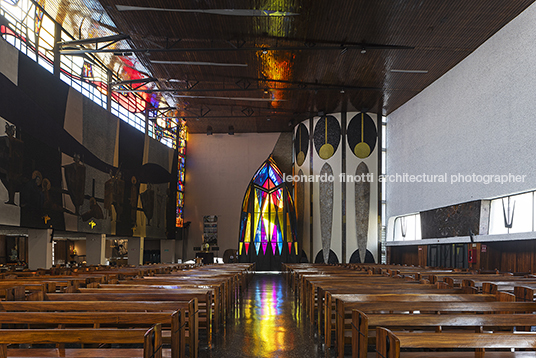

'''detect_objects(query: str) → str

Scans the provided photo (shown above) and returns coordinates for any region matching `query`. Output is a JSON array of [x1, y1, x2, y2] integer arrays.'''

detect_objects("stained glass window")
[[239, 157, 298, 268], [176, 120, 187, 227], [0, 0, 153, 131]]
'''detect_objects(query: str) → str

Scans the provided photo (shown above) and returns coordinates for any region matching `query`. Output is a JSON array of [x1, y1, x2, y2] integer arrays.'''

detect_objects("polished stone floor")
[[200, 272, 334, 358]]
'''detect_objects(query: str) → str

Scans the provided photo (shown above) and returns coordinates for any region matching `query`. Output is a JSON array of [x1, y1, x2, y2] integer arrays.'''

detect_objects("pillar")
[[86, 234, 106, 265], [28, 228, 53, 270], [160, 240, 176, 263], [128, 237, 144, 266]]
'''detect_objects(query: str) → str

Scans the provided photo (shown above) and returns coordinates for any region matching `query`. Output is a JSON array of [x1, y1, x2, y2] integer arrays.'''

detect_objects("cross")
[[43, 215, 51, 224], [89, 220, 97, 229]]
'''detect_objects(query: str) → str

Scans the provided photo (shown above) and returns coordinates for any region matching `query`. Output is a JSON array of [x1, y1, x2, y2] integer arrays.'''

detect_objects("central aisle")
[[201, 272, 331, 358]]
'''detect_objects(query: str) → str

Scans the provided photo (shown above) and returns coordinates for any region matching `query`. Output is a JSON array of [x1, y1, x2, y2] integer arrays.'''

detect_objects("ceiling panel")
[[90, 0, 536, 132]]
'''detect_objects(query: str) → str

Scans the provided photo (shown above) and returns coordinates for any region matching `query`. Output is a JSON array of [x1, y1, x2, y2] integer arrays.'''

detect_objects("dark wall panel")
[[0, 53, 176, 237], [116, 121, 145, 236], [19, 130, 65, 230], [421, 200, 481, 239], [17, 55, 68, 128]]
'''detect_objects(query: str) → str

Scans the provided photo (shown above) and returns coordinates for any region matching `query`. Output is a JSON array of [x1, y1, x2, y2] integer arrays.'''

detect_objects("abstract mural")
[[355, 162, 370, 263], [294, 123, 309, 166], [313, 115, 341, 160], [296, 169, 304, 247], [319, 162, 334, 264], [347, 112, 377, 159], [420, 200, 482, 239]]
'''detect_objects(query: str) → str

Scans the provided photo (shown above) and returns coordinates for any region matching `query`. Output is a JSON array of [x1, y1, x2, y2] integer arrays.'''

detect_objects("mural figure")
[[140, 183, 155, 226], [130, 176, 139, 225], [154, 186, 165, 228], [63, 154, 86, 215], [0, 124, 24, 205], [165, 188, 175, 237], [104, 169, 125, 221], [42, 178, 63, 213], [81, 197, 104, 222], [21, 170, 44, 215]]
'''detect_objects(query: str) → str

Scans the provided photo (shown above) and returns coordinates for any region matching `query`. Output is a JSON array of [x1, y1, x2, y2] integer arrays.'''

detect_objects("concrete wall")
[[183, 133, 280, 260], [387, 2, 536, 220]]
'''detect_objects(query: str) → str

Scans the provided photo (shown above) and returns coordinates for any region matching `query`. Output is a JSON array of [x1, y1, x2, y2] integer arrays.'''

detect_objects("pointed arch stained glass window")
[[238, 157, 298, 266]]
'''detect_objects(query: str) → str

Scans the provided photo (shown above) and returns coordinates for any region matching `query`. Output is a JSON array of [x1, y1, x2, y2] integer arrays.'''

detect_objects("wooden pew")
[[333, 293, 497, 358], [0, 300, 198, 358], [0, 310, 186, 358], [42, 290, 211, 347], [0, 324, 163, 358], [92, 282, 224, 328], [353, 310, 536, 358], [376, 326, 536, 358]]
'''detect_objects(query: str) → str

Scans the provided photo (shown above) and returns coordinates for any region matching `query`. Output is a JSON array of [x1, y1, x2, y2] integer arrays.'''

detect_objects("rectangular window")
[[393, 214, 421, 241], [380, 118, 387, 262], [490, 192, 533, 235]]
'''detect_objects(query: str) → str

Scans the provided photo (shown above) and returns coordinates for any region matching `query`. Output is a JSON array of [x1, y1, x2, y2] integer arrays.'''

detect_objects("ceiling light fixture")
[[340, 89, 345, 94], [360, 48, 367, 54], [390, 69, 429, 74], [151, 60, 248, 67], [263, 88, 269, 94], [115, 5, 299, 17], [261, 48, 268, 54]]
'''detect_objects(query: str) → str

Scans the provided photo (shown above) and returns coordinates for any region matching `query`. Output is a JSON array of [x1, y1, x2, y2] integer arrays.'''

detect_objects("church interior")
[[2, 0, 536, 356]]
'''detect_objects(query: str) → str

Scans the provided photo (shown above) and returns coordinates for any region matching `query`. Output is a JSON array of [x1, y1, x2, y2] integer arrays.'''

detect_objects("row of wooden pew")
[[0, 262, 255, 358], [283, 263, 536, 358]]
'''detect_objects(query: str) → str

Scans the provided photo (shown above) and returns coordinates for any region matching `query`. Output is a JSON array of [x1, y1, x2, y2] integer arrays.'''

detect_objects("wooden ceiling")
[[96, 0, 536, 133]]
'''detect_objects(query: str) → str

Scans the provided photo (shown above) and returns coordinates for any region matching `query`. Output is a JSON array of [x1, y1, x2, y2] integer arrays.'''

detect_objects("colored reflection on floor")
[[200, 272, 331, 358]]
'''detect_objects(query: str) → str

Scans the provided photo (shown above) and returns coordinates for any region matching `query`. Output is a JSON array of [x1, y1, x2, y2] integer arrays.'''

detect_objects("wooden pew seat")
[[377, 327, 536, 358], [0, 325, 163, 358]]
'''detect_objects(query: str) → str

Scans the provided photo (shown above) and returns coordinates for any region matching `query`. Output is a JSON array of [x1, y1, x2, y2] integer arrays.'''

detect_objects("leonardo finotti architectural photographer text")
[[283, 173, 527, 184]]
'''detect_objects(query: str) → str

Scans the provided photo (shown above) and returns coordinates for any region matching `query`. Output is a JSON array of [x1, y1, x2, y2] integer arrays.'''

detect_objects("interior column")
[[86, 234, 106, 265], [128, 237, 144, 266], [160, 239, 176, 263], [27, 228, 53, 270]]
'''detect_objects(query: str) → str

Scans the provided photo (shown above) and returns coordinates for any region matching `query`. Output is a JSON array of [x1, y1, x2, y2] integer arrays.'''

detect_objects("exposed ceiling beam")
[[115, 5, 300, 17], [60, 43, 413, 56], [151, 60, 248, 67], [113, 85, 380, 93], [57, 33, 130, 47], [110, 77, 157, 87]]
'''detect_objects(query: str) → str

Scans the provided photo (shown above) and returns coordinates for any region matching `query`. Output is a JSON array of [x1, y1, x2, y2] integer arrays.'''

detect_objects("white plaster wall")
[[0, 117, 20, 226], [0, 31, 21, 225], [183, 133, 280, 260], [0, 37, 18, 85], [387, 2, 536, 219]]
